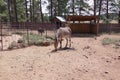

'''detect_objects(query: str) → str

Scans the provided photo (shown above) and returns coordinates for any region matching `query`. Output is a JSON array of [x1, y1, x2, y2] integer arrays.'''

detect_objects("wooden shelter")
[[52, 16, 66, 28], [67, 15, 99, 34]]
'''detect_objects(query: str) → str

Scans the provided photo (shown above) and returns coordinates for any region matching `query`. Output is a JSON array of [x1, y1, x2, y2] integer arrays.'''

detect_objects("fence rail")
[[10, 22, 57, 30], [1, 22, 120, 31]]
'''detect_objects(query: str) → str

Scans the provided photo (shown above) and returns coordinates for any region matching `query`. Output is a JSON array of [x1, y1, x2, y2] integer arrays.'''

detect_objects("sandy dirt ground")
[[0, 34, 120, 80]]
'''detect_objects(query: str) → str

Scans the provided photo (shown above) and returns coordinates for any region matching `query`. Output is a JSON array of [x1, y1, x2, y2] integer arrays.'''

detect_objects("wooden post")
[[96, 21, 99, 35], [46, 29, 47, 40], [0, 22, 3, 50]]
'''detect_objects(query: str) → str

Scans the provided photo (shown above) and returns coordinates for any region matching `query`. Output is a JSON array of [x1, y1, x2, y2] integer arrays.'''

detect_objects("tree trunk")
[[98, 0, 103, 23], [94, 0, 96, 23], [94, 0, 96, 16], [106, 0, 109, 19], [79, 7, 81, 15], [25, 0, 28, 22], [106, 0, 109, 32], [54, 6, 57, 16], [30, 0, 32, 22], [119, 11, 120, 24], [39, 0, 44, 23], [32, 0, 34, 22], [72, 0, 75, 15], [118, 1, 120, 24], [57, 1, 60, 16], [7, 0, 12, 22], [50, 0, 53, 21], [13, 0, 18, 22]]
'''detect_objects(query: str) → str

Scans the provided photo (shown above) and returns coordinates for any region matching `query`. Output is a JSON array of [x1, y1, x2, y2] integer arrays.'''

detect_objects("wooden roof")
[[52, 16, 66, 22], [56, 16, 66, 22], [67, 15, 99, 21]]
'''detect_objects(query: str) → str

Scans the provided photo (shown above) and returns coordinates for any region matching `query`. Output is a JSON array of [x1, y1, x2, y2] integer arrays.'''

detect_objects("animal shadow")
[[51, 47, 76, 53]]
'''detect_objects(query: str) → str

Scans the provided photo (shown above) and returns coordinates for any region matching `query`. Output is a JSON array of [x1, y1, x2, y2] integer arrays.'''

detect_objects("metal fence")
[[0, 22, 120, 51], [0, 22, 56, 51]]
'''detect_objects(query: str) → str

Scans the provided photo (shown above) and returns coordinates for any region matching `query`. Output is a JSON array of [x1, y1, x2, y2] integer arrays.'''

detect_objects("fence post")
[[109, 23, 112, 34], [45, 28, 47, 40], [0, 22, 3, 50], [26, 22, 29, 45]]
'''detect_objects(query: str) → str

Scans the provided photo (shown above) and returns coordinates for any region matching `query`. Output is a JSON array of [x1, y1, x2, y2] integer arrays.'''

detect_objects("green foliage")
[[0, 0, 8, 22], [22, 33, 54, 46], [102, 37, 120, 45], [102, 38, 113, 45], [101, 16, 111, 23], [12, 31, 25, 35], [25, 33, 45, 42], [43, 16, 50, 22], [7, 32, 54, 50], [8, 39, 27, 50], [8, 41, 18, 50], [16, 0, 26, 22], [0, 0, 119, 22], [47, 0, 69, 16]]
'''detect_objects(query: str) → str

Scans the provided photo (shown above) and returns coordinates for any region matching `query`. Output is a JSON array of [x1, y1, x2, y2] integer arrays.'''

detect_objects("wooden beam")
[[67, 15, 98, 21]]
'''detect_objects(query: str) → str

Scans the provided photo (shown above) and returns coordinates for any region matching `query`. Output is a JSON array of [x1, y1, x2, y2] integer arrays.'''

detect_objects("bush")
[[102, 38, 113, 45], [7, 33, 54, 50], [34, 41, 44, 46], [22, 33, 54, 46], [8, 41, 18, 50], [102, 37, 120, 45], [12, 31, 24, 35]]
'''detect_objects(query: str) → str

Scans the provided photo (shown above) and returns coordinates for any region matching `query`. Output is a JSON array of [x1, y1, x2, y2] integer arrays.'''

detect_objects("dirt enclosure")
[[0, 34, 120, 80]]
